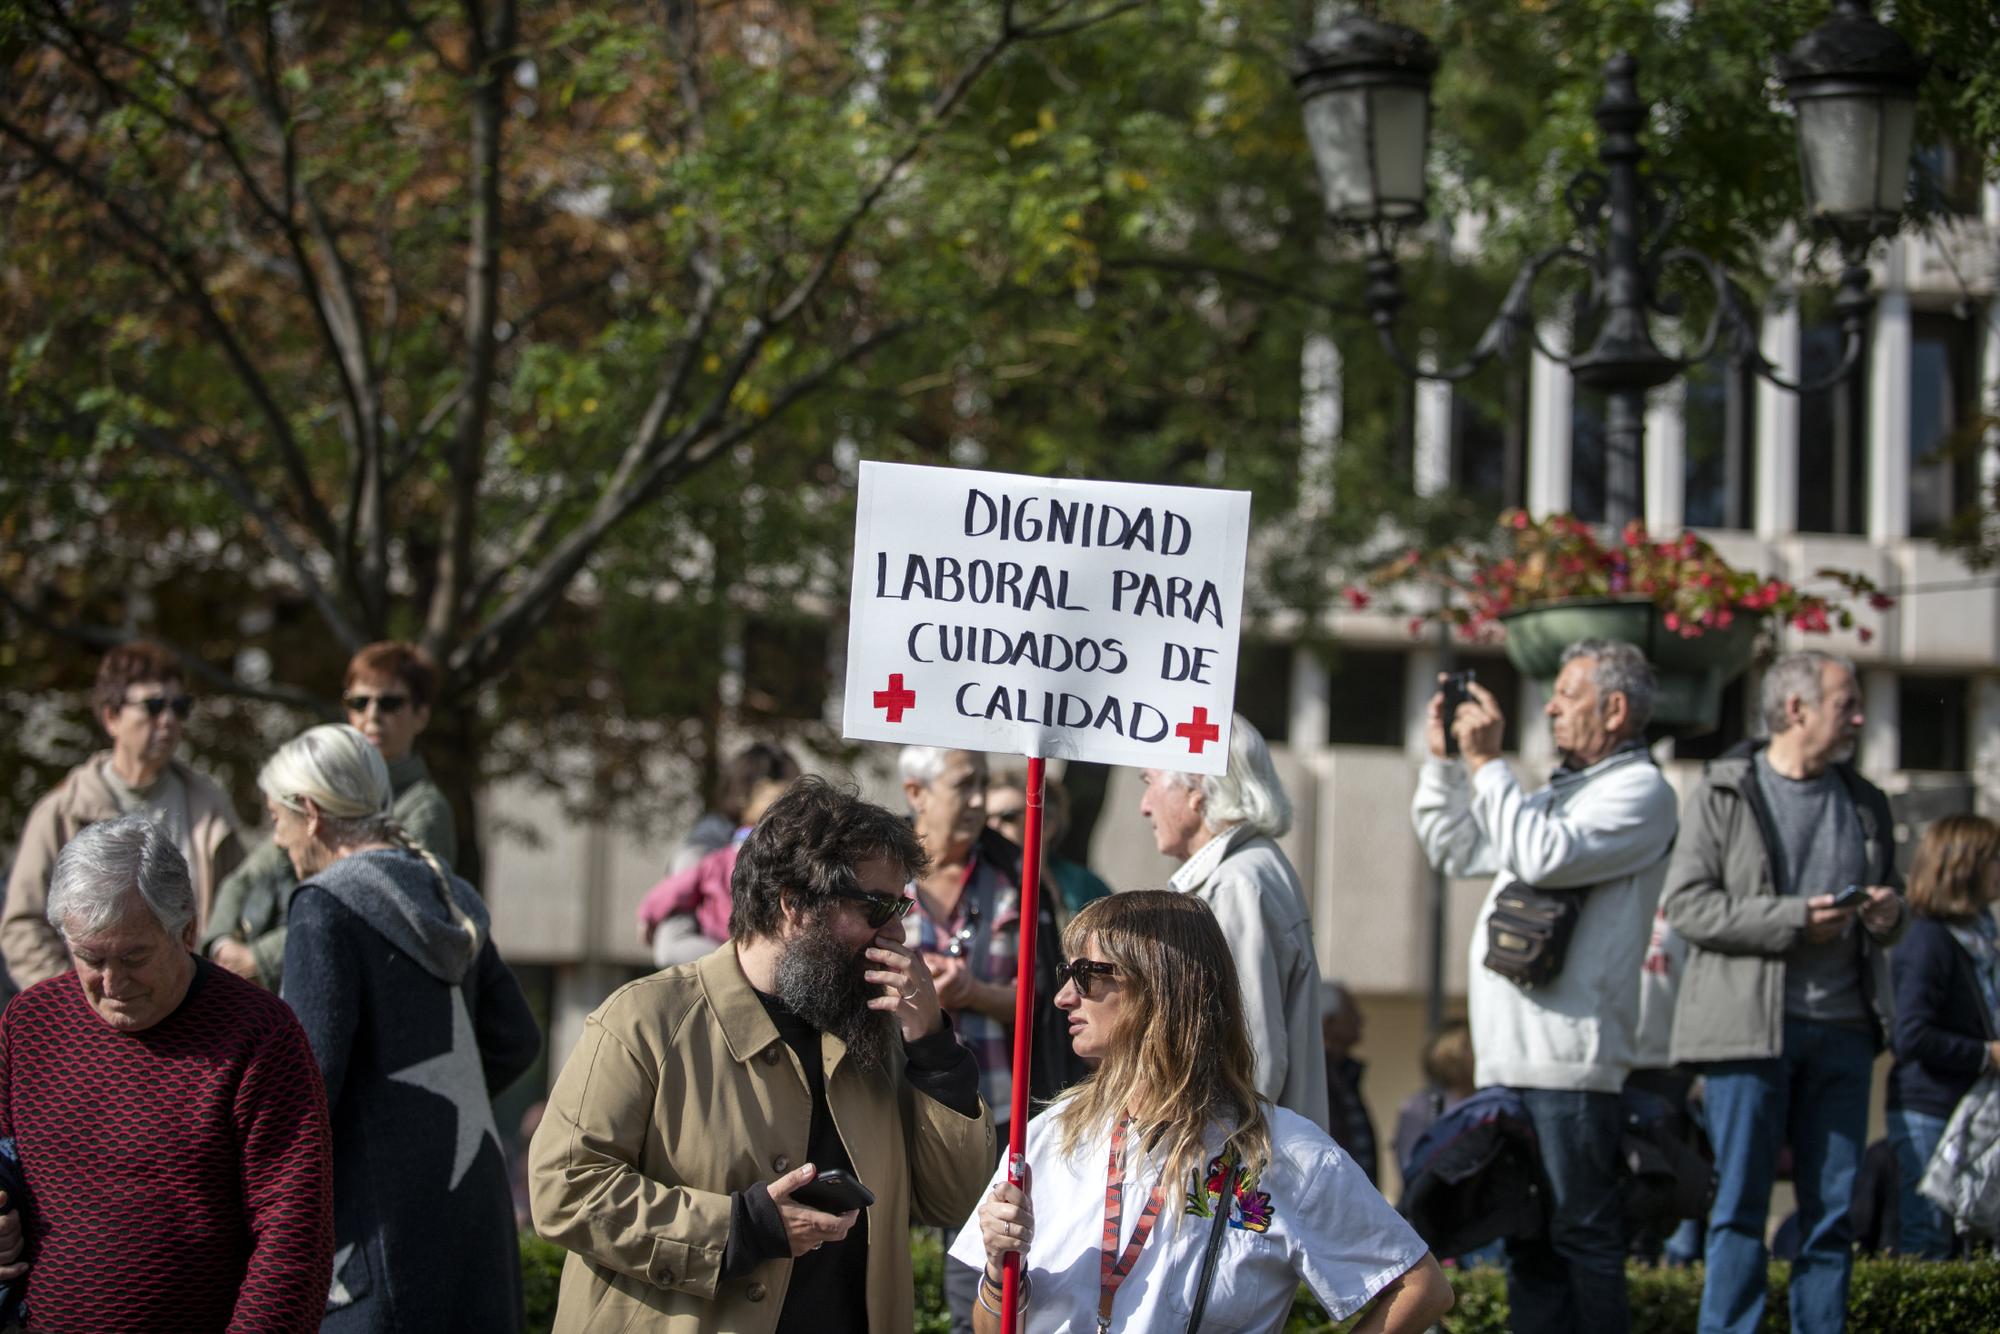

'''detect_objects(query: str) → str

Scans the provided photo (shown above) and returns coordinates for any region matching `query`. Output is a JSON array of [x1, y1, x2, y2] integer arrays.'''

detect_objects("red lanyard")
[[1097, 1117, 1167, 1332]]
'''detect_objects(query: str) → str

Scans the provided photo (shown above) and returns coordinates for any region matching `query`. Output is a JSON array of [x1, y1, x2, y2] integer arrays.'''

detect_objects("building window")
[[741, 616, 829, 721], [1324, 647, 1408, 748], [1451, 362, 1527, 512], [1796, 306, 1869, 536], [1900, 675, 1970, 772], [1236, 641, 1294, 745], [1912, 139, 1985, 218], [1908, 312, 1979, 539], [1683, 358, 1756, 530]]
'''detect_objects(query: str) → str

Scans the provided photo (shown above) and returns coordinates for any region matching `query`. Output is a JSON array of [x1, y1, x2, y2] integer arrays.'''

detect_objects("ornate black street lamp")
[[1293, 0, 1925, 528]]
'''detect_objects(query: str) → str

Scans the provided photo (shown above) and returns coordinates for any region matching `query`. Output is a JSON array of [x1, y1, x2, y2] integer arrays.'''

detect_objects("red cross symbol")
[[1175, 706, 1221, 754], [873, 673, 917, 723]]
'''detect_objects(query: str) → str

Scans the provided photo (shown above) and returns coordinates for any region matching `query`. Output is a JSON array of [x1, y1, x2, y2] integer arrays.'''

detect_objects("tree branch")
[[0, 586, 337, 717], [422, 0, 519, 666], [0, 108, 342, 557]]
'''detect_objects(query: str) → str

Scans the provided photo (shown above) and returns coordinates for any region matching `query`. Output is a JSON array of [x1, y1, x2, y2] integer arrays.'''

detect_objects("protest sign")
[[841, 461, 1251, 774]]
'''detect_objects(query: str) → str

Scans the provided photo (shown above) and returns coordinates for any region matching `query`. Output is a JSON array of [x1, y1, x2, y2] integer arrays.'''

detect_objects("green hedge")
[[521, 1232, 2000, 1333]]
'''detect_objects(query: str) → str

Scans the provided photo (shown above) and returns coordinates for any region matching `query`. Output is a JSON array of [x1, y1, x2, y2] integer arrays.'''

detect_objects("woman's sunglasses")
[[1056, 958, 1118, 999], [827, 886, 915, 929], [343, 692, 409, 715]]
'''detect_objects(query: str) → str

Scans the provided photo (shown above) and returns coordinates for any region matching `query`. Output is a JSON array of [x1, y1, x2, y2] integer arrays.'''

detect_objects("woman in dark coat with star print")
[[263, 724, 541, 1332]]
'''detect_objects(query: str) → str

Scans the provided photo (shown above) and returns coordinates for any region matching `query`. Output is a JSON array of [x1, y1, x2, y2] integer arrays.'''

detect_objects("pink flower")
[[1509, 510, 1531, 530], [1406, 617, 1427, 639], [1342, 586, 1372, 610], [1664, 612, 1681, 632], [1858, 626, 1875, 644], [1868, 593, 1895, 611], [1714, 608, 1733, 629]]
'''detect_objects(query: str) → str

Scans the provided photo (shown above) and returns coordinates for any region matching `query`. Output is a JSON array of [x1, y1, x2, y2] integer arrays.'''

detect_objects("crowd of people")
[[0, 629, 1994, 1333], [1411, 641, 1999, 1334]]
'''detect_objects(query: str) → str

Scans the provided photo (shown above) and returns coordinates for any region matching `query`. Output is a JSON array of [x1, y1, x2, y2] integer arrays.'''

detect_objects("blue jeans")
[[1700, 1017, 1874, 1334], [1505, 1088, 1629, 1334], [1886, 1106, 1952, 1260]]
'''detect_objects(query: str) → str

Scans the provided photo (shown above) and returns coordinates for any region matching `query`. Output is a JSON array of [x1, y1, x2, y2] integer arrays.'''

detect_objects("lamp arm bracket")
[[1375, 244, 1593, 382], [1741, 325, 1866, 396]]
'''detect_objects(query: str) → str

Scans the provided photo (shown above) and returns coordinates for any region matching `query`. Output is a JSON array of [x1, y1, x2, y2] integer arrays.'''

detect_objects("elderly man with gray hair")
[[1411, 639, 1678, 1334], [1140, 713, 1329, 1130], [1662, 650, 1903, 1334], [0, 813, 333, 1331]]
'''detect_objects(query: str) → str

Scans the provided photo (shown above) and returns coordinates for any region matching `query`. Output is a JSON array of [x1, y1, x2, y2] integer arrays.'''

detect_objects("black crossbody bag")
[[1483, 882, 1581, 988]]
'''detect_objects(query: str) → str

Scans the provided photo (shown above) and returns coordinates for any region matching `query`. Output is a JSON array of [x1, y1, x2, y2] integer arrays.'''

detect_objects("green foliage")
[[520, 1232, 566, 1333], [521, 1238, 2000, 1334], [4, 0, 1996, 835]]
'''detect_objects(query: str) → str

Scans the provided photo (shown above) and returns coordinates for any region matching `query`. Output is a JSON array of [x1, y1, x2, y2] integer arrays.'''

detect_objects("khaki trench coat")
[[529, 944, 995, 1333]]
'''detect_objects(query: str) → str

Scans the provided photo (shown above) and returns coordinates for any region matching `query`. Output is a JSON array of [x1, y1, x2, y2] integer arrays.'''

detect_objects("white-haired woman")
[[955, 892, 1453, 1333], [264, 724, 539, 1333], [1139, 713, 1329, 1129]]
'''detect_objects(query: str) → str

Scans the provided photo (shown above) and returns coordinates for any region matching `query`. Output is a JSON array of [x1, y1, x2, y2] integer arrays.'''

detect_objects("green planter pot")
[[1499, 597, 1759, 734]]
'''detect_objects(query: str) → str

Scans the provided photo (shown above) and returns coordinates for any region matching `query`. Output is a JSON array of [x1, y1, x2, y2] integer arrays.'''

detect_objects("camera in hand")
[[1441, 670, 1476, 758]]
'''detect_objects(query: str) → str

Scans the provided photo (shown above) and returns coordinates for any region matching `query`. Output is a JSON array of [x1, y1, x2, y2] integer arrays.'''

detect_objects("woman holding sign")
[[953, 891, 1452, 1333]]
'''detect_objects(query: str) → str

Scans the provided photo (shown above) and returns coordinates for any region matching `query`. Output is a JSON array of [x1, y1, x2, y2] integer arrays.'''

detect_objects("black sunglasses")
[[1057, 958, 1118, 999], [343, 692, 409, 715], [827, 886, 915, 929], [128, 694, 194, 719]]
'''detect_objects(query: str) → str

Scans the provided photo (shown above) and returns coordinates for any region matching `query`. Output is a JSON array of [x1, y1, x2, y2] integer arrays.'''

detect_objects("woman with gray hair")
[[265, 724, 540, 1333], [1138, 713, 1330, 1131]]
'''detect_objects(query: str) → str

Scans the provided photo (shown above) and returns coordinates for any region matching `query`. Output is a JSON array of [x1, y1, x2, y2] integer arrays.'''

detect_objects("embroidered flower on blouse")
[[1186, 1155, 1275, 1232]]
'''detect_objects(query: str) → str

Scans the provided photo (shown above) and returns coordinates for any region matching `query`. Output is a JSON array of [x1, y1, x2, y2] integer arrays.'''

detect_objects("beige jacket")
[[3, 753, 243, 986], [529, 945, 995, 1334]]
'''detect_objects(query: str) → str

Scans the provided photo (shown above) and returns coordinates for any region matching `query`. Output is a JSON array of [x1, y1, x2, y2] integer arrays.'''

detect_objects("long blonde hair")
[[259, 723, 476, 950], [1053, 891, 1271, 1197]]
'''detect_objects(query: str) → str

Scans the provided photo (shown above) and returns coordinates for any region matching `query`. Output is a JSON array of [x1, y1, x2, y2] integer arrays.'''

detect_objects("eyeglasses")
[[343, 692, 409, 715], [1057, 958, 1118, 1000], [827, 886, 915, 929], [127, 694, 194, 719]]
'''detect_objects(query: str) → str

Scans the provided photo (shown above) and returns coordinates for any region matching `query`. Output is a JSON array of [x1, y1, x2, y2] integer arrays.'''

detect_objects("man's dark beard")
[[772, 910, 893, 1073]]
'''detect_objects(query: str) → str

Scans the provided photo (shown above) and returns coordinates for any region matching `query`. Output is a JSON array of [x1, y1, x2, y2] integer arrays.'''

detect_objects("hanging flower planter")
[[1351, 512, 1894, 735], [1499, 597, 1759, 732]]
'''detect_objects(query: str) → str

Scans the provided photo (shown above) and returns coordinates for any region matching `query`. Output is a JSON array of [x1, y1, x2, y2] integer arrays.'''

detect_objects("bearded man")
[[530, 778, 994, 1334]]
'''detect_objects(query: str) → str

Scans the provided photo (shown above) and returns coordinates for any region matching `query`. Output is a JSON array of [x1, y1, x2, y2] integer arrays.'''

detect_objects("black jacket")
[[1889, 916, 1997, 1118], [1397, 1087, 1544, 1258]]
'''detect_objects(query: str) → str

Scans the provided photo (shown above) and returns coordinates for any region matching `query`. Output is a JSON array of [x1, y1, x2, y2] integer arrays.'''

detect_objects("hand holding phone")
[[1828, 883, 1867, 910], [788, 1168, 876, 1214]]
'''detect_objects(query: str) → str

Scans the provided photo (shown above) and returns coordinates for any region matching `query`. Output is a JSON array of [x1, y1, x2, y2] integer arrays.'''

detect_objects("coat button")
[[762, 1047, 782, 1065], [748, 1282, 767, 1302], [661, 1269, 674, 1285], [772, 1154, 790, 1173]]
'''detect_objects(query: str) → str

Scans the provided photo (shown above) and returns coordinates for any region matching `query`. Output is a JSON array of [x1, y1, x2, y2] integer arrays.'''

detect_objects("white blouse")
[[949, 1101, 1428, 1333]]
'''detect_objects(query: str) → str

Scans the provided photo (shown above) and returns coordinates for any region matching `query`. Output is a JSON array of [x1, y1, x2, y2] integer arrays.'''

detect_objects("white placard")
[[842, 462, 1251, 774]]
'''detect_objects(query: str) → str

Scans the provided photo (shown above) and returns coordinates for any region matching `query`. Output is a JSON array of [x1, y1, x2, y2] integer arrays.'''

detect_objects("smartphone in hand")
[[790, 1169, 876, 1214], [1828, 883, 1868, 910]]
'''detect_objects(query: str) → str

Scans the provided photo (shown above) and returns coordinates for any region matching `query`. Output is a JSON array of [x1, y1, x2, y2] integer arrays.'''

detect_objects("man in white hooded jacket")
[[1410, 639, 1677, 1334]]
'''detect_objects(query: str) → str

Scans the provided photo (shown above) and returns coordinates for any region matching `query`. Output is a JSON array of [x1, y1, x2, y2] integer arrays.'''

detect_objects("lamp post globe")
[[1780, 0, 1926, 247], [1291, 14, 1438, 236]]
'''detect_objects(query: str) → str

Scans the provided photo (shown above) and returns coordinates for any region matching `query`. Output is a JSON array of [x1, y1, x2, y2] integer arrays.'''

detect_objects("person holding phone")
[[531, 778, 994, 1334], [956, 891, 1452, 1333], [1662, 651, 1905, 1334]]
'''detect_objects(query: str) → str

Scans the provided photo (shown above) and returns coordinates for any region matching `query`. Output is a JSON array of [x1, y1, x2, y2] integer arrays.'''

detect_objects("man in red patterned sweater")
[[0, 814, 334, 1332]]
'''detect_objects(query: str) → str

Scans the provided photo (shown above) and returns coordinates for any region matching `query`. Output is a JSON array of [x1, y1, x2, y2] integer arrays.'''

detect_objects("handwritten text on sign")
[[842, 462, 1250, 773]]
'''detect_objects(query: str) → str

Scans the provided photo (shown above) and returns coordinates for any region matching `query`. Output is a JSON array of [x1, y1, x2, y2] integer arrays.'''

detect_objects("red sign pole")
[[998, 755, 1045, 1333]]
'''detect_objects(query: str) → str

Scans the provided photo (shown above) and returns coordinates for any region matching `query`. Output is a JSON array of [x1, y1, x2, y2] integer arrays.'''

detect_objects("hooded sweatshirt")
[[283, 849, 540, 1334]]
